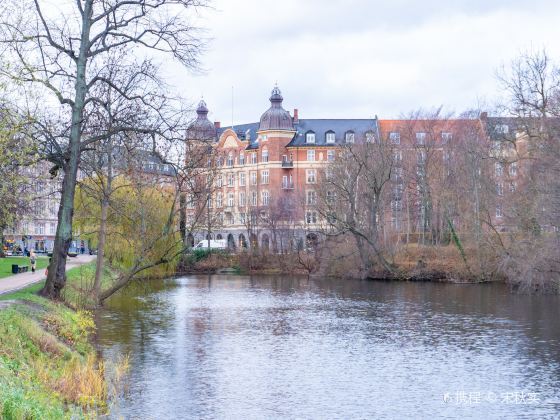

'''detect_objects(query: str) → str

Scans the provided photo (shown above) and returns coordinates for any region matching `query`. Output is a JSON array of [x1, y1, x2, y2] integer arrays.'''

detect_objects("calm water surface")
[[96, 275, 560, 419]]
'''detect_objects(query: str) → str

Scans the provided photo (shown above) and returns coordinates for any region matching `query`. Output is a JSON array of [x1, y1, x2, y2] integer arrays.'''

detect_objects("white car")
[[194, 239, 227, 250]]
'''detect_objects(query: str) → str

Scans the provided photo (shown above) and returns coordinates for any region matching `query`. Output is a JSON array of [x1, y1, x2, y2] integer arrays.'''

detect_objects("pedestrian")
[[80, 241, 85, 255], [30, 250, 37, 273]]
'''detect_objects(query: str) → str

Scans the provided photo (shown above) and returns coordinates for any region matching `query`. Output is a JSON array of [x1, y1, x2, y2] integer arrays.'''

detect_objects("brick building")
[[185, 87, 531, 250]]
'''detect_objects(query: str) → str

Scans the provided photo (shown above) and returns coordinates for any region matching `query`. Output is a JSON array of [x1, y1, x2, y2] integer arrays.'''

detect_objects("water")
[[96, 275, 560, 419]]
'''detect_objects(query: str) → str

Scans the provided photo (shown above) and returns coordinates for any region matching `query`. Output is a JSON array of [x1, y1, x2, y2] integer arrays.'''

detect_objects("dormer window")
[[495, 124, 509, 134], [365, 131, 375, 143], [326, 131, 336, 144], [306, 131, 316, 144], [345, 131, 355, 143]]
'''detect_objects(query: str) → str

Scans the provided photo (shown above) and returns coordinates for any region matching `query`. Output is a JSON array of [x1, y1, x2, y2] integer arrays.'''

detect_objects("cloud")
[[165, 0, 560, 123]]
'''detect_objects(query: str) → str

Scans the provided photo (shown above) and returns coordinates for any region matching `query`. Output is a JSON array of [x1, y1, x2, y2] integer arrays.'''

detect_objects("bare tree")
[[0, 0, 207, 299]]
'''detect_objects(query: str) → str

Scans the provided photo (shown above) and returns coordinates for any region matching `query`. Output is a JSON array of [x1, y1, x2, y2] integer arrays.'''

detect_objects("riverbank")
[[176, 244, 498, 284], [0, 262, 121, 419]]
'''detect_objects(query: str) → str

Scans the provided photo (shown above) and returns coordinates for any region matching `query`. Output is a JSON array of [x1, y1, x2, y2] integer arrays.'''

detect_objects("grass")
[[0, 256, 49, 279], [0, 261, 125, 419]]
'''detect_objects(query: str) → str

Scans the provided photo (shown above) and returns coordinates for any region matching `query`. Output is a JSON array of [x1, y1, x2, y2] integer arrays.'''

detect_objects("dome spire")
[[259, 85, 293, 131], [196, 98, 209, 117]]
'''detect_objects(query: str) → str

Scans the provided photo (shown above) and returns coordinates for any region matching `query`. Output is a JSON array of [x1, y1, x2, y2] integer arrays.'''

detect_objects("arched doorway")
[[250, 233, 258, 249], [187, 233, 194, 248], [227, 233, 236, 250], [216, 234, 223, 240], [239, 234, 248, 249], [261, 234, 270, 252], [205, 233, 213, 240]]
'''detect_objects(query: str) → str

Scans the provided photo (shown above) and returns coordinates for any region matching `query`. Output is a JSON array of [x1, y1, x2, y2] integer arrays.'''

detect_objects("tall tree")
[[0, 0, 207, 299]]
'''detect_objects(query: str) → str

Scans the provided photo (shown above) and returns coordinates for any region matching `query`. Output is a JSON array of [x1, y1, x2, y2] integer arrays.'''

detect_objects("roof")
[[287, 119, 378, 147]]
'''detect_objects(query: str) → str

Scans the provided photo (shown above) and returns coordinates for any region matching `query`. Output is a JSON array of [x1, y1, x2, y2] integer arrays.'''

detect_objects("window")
[[261, 170, 269, 184], [282, 175, 293, 189], [216, 192, 223, 208], [48, 222, 56, 235], [262, 148, 269, 163], [239, 192, 246, 206], [306, 190, 316, 205], [509, 182, 517, 193], [442, 132, 452, 143], [389, 132, 400, 144], [417, 150, 426, 165], [327, 150, 335, 162], [326, 131, 336, 144], [306, 211, 317, 224], [495, 162, 504, 177], [495, 124, 509, 134], [227, 153, 234, 167], [509, 162, 518, 176], [326, 190, 335, 204], [393, 150, 402, 162], [262, 191, 270, 206], [35, 222, 45, 235], [416, 132, 426, 145], [306, 169, 317, 184], [251, 191, 257, 206], [345, 131, 355, 143], [239, 153, 245, 165], [227, 192, 234, 207], [325, 168, 333, 181], [227, 173, 235, 187], [217, 175, 223, 188], [227, 213, 234, 225], [239, 172, 246, 186], [496, 203, 503, 218], [207, 196, 213, 208], [251, 153, 257, 164], [496, 183, 504, 197], [306, 131, 316, 144], [250, 171, 257, 185], [307, 149, 315, 161], [240, 212, 246, 224], [363, 131, 373, 143]]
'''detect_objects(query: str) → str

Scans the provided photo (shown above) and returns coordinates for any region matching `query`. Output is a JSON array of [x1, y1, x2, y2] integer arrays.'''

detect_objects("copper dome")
[[259, 86, 294, 131], [187, 99, 216, 141]]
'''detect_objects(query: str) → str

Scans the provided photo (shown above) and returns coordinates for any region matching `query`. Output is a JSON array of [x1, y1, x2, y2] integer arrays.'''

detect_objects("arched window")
[[325, 131, 336, 144], [262, 148, 269, 162], [306, 131, 316, 144], [345, 131, 355, 143]]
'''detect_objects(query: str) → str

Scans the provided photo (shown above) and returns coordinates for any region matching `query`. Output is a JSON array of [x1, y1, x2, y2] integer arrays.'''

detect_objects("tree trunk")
[[40, 0, 93, 300]]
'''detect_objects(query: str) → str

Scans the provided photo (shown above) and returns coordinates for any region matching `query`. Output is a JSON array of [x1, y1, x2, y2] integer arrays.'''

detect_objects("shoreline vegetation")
[[176, 243, 505, 286], [0, 262, 127, 419]]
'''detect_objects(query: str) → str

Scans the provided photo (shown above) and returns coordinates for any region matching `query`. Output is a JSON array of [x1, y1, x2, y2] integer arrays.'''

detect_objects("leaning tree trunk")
[[40, 0, 93, 300]]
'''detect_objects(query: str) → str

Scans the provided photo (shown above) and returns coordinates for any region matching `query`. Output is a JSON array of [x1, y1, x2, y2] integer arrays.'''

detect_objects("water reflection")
[[97, 275, 560, 419]]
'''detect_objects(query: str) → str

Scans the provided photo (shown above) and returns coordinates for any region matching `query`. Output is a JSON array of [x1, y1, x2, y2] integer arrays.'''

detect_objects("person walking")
[[30, 250, 37, 273]]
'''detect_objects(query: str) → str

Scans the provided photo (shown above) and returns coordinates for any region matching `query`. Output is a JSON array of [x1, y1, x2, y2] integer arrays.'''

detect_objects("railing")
[[281, 160, 294, 168]]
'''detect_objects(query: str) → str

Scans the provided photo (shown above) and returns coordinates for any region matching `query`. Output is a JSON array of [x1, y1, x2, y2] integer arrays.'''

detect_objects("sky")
[[162, 0, 560, 124]]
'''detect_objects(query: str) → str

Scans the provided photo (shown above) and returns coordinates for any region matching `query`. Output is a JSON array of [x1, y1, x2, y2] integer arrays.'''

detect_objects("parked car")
[[194, 239, 227, 250]]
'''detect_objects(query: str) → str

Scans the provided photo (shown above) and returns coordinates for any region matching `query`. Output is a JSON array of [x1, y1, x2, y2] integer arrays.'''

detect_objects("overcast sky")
[[163, 0, 560, 125]]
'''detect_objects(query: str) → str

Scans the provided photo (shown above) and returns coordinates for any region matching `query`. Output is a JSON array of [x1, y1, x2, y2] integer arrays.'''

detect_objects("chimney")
[[293, 108, 299, 124], [479, 112, 488, 120], [214, 121, 221, 129]]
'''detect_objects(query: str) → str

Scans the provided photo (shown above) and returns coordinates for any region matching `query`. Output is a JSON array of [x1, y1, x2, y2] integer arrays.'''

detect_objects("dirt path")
[[0, 255, 96, 296]]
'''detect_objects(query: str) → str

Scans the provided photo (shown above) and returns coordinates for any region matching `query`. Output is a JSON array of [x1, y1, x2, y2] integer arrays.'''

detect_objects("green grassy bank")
[[0, 262, 122, 419]]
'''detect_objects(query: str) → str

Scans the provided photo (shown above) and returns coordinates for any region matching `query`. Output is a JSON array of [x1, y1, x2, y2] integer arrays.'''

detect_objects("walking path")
[[0, 255, 96, 296]]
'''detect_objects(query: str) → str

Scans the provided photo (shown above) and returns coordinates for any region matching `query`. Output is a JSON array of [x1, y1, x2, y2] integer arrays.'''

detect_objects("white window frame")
[[307, 149, 315, 161], [327, 150, 335, 162], [345, 131, 355, 143], [250, 171, 257, 185], [261, 191, 269, 206], [389, 132, 400, 145], [326, 132, 335, 144], [261, 170, 269, 184], [416, 132, 426, 145], [306, 132, 316, 144], [262, 149, 269, 163], [306, 169, 317, 184], [239, 172, 246, 186]]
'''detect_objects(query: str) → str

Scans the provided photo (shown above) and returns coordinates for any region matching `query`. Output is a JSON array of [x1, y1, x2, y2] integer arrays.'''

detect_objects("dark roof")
[[216, 118, 378, 149], [288, 119, 378, 147], [259, 86, 294, 131]]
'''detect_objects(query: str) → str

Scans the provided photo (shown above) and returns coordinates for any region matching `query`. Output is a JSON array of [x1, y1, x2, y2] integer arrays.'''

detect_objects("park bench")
[[11, 264, 29, 274]]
